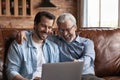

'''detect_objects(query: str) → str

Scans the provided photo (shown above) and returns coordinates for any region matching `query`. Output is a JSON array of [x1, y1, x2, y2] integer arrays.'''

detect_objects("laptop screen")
[[41, 61, 84, 80]]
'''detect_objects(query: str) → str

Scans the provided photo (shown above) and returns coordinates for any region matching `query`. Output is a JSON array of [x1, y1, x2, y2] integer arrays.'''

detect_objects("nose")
[[44, 26, 49, 33], [63, 30, 68, 36]]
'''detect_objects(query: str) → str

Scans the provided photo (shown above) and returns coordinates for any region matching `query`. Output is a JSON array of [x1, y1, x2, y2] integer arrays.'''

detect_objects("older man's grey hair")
[[57, 13, 76, 26]]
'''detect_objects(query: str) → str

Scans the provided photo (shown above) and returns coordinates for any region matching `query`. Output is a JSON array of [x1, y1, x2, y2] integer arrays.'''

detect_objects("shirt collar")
[[27, 34, 49, 48], [74, 35, 81, 42]]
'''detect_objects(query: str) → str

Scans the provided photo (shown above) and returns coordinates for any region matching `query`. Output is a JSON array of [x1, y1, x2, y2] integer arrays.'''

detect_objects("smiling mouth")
[[63, 36, 71, 41], [65, 35, 70, 38], [42, 33, 48, 35]]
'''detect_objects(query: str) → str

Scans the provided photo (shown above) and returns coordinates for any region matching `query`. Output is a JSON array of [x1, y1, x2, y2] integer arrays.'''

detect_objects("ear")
[[74, 25, 77, 31], [33, 25, 36, 31]]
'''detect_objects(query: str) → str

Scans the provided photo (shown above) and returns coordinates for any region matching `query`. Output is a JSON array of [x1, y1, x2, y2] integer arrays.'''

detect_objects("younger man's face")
[[34, 16, 54, 40]]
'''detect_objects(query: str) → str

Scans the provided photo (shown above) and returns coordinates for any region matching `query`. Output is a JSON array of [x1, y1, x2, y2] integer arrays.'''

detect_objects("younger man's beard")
[[34, 29, 49, 40]]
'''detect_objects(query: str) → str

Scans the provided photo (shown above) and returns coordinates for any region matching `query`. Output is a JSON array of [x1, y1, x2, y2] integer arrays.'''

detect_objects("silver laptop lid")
[[41, 61, 84, 80]]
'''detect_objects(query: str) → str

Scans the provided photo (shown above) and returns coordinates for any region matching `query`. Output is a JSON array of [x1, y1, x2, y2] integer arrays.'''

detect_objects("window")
[[82, 0, 119, 27]]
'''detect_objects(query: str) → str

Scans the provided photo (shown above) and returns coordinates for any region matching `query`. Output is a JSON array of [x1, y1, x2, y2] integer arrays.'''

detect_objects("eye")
[[48, 26, 52, 29], [41, 24, 46, 27]]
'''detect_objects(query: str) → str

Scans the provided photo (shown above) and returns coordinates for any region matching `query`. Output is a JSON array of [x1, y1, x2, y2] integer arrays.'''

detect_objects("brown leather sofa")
[[0, 28, 120, 80]]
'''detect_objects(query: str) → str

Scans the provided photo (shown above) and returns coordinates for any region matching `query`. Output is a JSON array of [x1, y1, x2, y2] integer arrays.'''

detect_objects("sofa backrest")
[[77, 28, 120, 77], [1, 28, 120, 78]]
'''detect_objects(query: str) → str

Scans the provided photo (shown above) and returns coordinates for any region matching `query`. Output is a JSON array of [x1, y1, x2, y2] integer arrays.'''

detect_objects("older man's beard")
[[63, 34, 72, 42]]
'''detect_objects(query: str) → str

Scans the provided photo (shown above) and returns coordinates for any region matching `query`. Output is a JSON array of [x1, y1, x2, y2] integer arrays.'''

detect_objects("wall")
[[0, 0, 77, 29]]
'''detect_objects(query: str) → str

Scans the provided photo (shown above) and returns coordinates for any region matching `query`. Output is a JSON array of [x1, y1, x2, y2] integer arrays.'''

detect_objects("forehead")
[[40, 16, 54, 25], [59, 19, 73, 28]]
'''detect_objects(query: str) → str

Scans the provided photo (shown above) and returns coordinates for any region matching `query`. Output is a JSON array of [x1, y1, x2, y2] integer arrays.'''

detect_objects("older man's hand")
[[16, 30, 27, 44]]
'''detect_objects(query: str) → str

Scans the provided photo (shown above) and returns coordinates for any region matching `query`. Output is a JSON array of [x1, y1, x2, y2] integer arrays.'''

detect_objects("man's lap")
[[81, 74, 105, 80]]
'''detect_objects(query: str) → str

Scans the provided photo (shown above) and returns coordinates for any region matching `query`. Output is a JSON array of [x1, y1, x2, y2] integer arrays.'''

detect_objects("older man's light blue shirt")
[[6, 34, 59, 80], [48, 35, 95, 75]]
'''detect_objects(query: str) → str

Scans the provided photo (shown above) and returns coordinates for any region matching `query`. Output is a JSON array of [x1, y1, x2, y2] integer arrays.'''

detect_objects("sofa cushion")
[[103, 76, 120, 80]]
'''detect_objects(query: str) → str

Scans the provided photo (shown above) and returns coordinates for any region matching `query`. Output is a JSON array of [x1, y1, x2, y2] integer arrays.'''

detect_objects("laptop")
[[41, 61, 84, 80]]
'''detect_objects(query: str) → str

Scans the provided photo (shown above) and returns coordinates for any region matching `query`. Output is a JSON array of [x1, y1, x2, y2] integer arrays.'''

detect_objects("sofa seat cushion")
[[103, 76, 120, 80]]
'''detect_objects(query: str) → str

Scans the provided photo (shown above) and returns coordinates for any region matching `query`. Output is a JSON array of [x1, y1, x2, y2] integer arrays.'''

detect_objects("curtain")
[[77, 0, 86, 28]]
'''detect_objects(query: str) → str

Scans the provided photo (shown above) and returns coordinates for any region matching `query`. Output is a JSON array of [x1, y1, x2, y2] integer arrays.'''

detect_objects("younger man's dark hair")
[[34, 11, 56, 25]]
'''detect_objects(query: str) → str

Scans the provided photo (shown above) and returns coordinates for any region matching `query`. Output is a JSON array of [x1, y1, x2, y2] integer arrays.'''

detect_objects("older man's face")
[[58, 20, 77, 42]]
